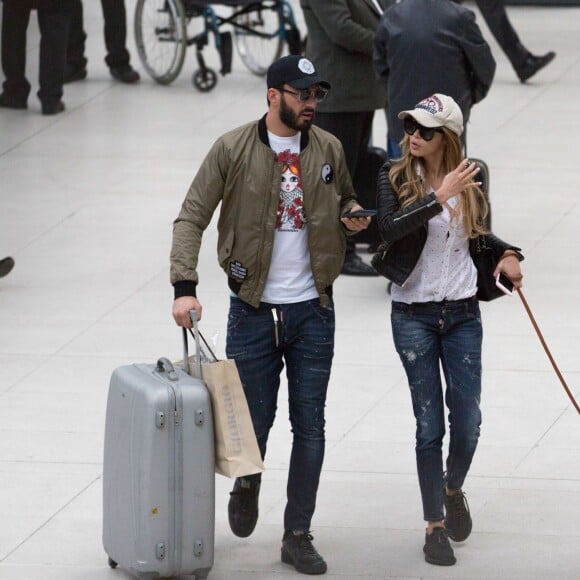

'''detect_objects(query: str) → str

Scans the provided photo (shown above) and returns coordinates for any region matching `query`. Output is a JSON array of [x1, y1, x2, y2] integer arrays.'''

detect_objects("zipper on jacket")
[[252, 157, 278, 301], [393, 198, 438, 223]]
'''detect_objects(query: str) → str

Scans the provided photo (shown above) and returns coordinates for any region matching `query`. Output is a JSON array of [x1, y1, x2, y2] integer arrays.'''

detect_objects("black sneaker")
[[281, 531, 327, 575], [0, 93, 27, 110], [64, 65, 88, 84], [516, 51, 556, 83], [423, 527, 456, 566], [110, 65, 140, 84], [340, 254, 378, 276], [42, 101, 65, 116], [228, 477, 260, 537], [0, 257, 15, 278], [444, 488, 472, 542]]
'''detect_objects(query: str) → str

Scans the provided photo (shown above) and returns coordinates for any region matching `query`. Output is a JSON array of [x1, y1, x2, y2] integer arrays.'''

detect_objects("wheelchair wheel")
[[233, 1, 283, 76], [192, 68, 218, 92], [134, 0, 187, 85]]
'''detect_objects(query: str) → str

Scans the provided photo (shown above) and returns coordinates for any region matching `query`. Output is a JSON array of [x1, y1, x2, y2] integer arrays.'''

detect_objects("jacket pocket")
[[218, 229, 235, 267]]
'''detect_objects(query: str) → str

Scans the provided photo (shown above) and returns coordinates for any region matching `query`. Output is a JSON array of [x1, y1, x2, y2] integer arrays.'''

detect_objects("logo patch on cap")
[[416, 95, 443, 116], [298, 58, 315, 75]]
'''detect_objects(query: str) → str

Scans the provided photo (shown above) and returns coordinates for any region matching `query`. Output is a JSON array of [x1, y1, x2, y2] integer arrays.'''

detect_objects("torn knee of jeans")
[[291, 408, 326, 439]]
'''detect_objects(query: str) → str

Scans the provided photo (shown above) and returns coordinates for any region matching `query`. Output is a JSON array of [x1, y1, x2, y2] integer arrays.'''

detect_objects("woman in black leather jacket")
[[376, 94, 523, 567]]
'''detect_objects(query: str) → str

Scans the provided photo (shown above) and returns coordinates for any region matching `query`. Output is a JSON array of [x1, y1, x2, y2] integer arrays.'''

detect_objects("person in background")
[[474, 0, 555, 83], [301, 0, 387, 276], [64, 0, 140, 84], [171, 55, 370, 576], [373, 0, 495, 159], [376, 94, 523, 567], [0, 0, 73, 115]]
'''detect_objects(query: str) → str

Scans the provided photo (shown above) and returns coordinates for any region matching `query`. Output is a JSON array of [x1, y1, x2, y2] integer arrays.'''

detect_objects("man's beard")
[[279, 95, 314, 132]]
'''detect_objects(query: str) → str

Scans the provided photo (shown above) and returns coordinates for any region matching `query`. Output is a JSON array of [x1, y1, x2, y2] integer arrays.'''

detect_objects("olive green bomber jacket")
[[170, 116, 358, 308]]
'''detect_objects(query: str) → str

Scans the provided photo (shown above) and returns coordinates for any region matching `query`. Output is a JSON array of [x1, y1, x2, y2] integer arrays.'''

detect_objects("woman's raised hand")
[[435, 159, 481, 204]]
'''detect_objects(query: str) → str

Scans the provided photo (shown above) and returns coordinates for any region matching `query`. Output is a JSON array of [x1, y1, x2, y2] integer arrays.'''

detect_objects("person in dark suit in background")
[[0, 0, 73, 115], [474, 0, 555, 83], [64, 0, 140, 84], [301, 0, 387, 276], [374, 0, 496, 159]]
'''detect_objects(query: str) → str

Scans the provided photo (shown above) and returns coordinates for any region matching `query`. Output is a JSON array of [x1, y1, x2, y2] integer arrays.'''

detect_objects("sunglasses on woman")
[[403, 117, 444, 141]]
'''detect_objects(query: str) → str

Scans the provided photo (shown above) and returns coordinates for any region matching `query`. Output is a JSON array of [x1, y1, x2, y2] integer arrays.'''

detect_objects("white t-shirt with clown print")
[[261, 131, 318, 304]]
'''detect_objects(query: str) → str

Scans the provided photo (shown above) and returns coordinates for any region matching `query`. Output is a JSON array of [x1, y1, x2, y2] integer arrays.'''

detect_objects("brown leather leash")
[[517, 288, 580, 414]]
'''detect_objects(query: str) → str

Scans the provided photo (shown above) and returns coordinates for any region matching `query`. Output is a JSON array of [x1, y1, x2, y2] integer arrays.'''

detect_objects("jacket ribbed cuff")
[[173, 280, 197, 300]]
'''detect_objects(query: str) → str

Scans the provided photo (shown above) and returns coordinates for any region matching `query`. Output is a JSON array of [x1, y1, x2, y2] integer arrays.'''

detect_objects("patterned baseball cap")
[[398, 94, 464, 137]]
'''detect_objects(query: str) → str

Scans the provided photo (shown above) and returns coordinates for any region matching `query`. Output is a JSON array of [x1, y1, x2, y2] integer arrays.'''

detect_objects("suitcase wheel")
[[108, 557, 118, 569]]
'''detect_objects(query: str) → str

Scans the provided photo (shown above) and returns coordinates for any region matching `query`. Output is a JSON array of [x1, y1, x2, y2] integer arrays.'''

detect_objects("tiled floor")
[[1, 1, 579, 579]]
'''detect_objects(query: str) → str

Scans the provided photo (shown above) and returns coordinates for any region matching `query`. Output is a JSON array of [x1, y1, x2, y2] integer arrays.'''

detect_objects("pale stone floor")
[[0, 2, 579, 579]]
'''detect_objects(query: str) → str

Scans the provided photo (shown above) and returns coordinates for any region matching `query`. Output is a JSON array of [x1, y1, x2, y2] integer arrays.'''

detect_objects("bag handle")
[[188, 327, 218, 363], [182, 310, 220, 377], [182, 310, 202, 378], [517, 288, 580, 415]]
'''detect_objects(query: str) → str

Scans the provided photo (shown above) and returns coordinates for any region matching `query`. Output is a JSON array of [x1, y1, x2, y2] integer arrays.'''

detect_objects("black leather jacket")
[[376, 162, 523, 288]]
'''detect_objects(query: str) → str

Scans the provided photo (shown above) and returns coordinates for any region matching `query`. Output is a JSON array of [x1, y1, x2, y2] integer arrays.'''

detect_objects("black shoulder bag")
[[473, 235, 504, 302]]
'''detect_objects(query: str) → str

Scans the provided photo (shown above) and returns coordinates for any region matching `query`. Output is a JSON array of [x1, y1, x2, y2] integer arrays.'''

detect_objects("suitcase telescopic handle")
[[182, 310, 202, 378]]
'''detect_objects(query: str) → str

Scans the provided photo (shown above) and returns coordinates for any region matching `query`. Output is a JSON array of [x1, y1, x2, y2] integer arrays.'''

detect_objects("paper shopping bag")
[[201, 358, 265, 478]]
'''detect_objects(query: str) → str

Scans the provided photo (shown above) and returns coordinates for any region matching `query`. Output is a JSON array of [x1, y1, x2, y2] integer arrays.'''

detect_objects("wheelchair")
[[134, 0, 302, 92]]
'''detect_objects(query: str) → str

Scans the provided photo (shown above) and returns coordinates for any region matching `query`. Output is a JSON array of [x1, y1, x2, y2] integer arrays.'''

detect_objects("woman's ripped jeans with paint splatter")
[[391, 297, 482, 522]]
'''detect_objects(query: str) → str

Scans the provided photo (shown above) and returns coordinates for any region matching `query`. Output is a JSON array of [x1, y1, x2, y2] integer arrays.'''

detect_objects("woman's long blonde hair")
[[389, 127, 489, 238]]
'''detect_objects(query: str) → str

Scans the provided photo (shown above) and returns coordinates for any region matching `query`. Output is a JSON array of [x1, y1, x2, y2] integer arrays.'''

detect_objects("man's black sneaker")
[[444, 488, 472, 542], [281, 531, 327, 575], [228, 477, 260, 537], [110, 65, 140, 84], [423, 527, 456, 566]]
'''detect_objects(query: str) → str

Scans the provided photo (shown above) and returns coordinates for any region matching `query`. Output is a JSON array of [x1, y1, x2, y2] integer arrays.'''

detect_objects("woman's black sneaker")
[[444, 488, 472, 542], [281, 531, 327, 575], [423, 527, 456, 566], [228, 477, 260, 537]]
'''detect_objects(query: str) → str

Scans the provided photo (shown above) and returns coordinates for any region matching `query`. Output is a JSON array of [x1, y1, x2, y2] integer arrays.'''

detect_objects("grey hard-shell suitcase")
[[103, 316, 214, 579]]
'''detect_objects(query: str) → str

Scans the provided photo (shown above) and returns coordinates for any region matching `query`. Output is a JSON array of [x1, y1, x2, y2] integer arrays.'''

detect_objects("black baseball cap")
[[267, 55, 331, 90]]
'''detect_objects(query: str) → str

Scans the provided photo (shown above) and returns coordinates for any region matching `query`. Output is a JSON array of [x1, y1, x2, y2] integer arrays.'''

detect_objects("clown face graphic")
[[276, 152, 305, 231]]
